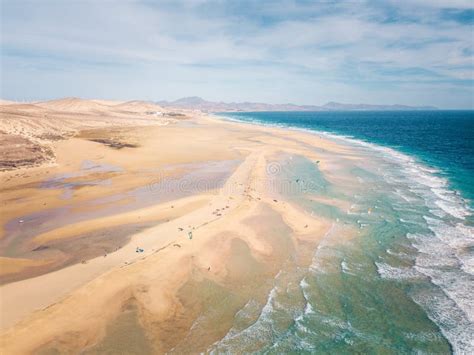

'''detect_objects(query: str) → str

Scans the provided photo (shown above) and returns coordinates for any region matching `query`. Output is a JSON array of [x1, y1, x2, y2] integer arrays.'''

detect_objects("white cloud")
[[392, 0, 474, 9], [1, 0, 473, 108]]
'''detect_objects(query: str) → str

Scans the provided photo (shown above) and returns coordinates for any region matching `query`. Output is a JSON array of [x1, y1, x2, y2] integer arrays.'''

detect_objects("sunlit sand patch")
[[0, 256, 54, 277], [1, 195, 211, 284], [31, 197, 209, 246], [1, 159, 239, 281]]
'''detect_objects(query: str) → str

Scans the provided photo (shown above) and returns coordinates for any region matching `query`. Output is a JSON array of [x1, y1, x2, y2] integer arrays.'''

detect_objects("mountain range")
[[157, 97, 437, 112]]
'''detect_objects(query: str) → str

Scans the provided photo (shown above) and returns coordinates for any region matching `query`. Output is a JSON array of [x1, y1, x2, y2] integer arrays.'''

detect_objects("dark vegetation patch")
[[88, 138, 139, 149], [0, 132, 54, 171]]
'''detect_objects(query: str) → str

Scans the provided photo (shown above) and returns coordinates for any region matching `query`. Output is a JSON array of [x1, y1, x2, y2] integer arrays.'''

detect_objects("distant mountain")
[[156, 97, 320, 112], [321, 101, 437, 111], [157, 97, 437, 112]]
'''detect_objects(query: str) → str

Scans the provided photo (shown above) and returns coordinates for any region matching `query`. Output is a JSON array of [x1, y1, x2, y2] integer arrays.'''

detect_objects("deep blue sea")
[[213, 111, 474, 354]]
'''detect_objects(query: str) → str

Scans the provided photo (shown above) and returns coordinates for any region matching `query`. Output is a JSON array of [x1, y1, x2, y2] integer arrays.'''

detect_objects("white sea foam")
[[300, 277, 310, 290], [304, 301, 315, 315], [231, 299, 260, 324], [299, 277, 315, 316], [411, 287, 474, 354], [309, 222, 337, 273], [394, 188, 417, 202], [435, 199, 470, 219], [340, 260, 352, 274], [375, 261, 422, 281], [386, 248, 413, 261], [211, 286, 278, 350], [432, 187, 459, 203], [398, 218, 421, 225], [429, 208, 447, 218]]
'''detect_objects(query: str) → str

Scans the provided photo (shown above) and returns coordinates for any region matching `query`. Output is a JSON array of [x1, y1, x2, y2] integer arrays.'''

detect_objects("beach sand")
[[0, 100, 358, 353]]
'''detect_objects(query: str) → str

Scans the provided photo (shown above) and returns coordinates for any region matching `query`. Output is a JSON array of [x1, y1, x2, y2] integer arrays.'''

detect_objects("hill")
[[157, 97, 437, 112]]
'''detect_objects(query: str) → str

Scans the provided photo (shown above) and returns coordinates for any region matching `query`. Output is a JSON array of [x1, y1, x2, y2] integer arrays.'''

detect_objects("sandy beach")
[[2, 0, 472, 351], [1, 99, 361, 353]]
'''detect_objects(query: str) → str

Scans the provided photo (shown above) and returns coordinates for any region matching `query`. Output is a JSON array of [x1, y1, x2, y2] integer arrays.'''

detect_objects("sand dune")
[[91, 99, 125, 106], [36, 97, 111, 112], [38, 97, 165, 113], [0, 98, 182, 170], [113, 100, 166, 113], [0, 99, 18, 106]]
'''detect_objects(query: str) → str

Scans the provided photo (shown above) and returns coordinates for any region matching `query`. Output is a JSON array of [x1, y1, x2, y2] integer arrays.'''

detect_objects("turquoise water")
[[213, 111, 473, 354]]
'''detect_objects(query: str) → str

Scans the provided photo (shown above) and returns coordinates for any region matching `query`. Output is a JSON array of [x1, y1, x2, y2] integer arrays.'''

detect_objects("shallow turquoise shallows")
[[212, 111, 473, 355]]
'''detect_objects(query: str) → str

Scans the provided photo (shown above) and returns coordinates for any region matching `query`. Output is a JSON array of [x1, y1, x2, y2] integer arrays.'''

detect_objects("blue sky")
[[1, 0, 473, 108]]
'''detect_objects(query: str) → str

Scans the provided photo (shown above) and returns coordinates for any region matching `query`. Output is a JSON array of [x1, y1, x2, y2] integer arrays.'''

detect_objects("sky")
[[1, 0, 473, 108]]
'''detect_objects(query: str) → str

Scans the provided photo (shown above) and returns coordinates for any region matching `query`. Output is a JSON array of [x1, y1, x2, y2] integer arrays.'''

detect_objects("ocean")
[[213, 111, 474, 354]]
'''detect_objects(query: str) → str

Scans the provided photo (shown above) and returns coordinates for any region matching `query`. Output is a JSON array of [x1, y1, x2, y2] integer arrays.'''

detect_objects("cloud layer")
[[1, 0, 473, 108]]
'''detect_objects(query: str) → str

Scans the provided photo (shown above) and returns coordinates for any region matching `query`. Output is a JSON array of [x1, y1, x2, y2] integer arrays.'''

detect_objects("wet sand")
[[0, 104, 360, 353]]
